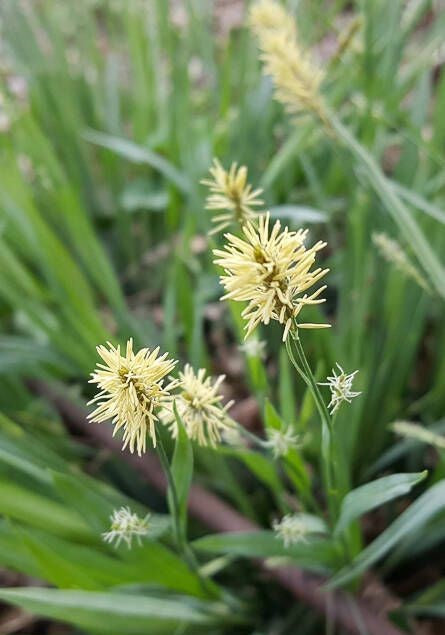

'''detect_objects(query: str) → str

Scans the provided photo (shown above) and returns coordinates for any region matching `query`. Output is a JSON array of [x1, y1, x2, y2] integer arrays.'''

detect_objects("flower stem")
[[156, 436, 184, 549], [156, 436, 222, 600], [286, 328, 338, 523]]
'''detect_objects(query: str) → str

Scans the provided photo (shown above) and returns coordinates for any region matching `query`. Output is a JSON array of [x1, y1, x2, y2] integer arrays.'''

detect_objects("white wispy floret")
[[102, 507, 151, 549], [319, 363, 361, 415], [166, 365, 235, 447], [238, 338, 267, 359], [265, 427, 300, 458], [273, 514, 308, 547], [88, 339, 177, 455]]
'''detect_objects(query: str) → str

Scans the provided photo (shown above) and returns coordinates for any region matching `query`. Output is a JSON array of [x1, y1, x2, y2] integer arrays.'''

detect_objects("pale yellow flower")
[[265, 426, 301, 458], [249, 0, 325, 120], [213, 213, 330, 341], [273, 514, 308, 547], [88, 339, 177, 455], [238, 337, 267, 359], [201, 158, 264, 233], [372, 232, 431, 292], [102, 507, 151, 548], [166, 364, 235, 447]]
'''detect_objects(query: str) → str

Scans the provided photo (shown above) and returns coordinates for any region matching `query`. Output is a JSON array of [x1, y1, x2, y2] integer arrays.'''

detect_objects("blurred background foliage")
[[0, 0, 445, 633]]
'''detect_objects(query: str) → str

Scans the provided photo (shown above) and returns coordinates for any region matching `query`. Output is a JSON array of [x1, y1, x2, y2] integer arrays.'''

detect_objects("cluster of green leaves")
[[1, 0, 445, 633]]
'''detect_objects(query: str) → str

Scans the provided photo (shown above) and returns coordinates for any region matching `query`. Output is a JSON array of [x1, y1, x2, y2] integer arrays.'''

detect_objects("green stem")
[[156, 436, 185, 552], [156, 436, 222, 600], [286, 328, 338, 523]]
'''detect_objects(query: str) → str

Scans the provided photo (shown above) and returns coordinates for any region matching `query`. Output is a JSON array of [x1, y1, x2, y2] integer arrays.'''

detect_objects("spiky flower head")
[[249, 0, 326, 121], [88, 339, 177, 455], [392, 421, 445, 450], [319, 363, 361, 415], [102, 507, 151, 548], [238, 337, 267, 359], [273, 513, 308, 547], [214, 213, 330, 341], [372, 232, 430, 292], [166, 365, 235, 447], [201, 158, 264, 234], [265, 426, 300, 458]]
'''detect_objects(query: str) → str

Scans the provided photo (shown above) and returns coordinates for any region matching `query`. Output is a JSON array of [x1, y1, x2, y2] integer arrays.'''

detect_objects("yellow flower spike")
[[214, 213, 330, 341], [88, 339, 177, 455], [372, 232, 431, 293], [201, 158, 264, 234], [249, 0, 326, 122]]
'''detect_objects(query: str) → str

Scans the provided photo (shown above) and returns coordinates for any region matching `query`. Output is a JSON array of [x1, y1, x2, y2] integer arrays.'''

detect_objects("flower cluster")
[[214, 213, 330, 341], [89, 342, 236, 453], [273, 514, 308, 547], [165, 365, 235, 447], [265, 426, 300, 458], [319, 363, 361, 415], [201, 158, 264, 234], [249, 0, 326, 120], [102, 507, 151, 548], [88, 339, 177, 454]]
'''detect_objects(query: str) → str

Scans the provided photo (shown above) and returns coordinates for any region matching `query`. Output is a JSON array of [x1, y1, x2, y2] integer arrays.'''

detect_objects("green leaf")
[[264, 399, 283, 431], [0, 480, 93, 541], [0, 588, 221, 634], [330, 479, 445, 588], [392, 181, 445, 225], [120, 181, 168, 213], [84, 129, 192, 195], [194, 530, 335, 572], [334, 471, 428, 535], [227, 448, 282, 495], [52, 471, 170, 542], [0, 519, 42, 578], [328, 110, 445, 298], [269, 205, 328, 224], [170, 404, 194, 533], [14, 523, 205, 596]]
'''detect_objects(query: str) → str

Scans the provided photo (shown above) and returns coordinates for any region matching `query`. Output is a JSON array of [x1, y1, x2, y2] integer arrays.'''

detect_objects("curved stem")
[[286, 328, 338, 523]]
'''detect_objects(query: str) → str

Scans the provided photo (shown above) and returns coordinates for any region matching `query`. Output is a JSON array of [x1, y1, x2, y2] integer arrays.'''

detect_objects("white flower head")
[[319, 363, 361, 415], [238, 338, 267, 359], [88, 339, 177, 455], [273, 513, 308, 547], [265, 426, 300, 458], [165, 365, 235, 447], [102, 507, 151, 549], [214, 213, 330, 342]]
